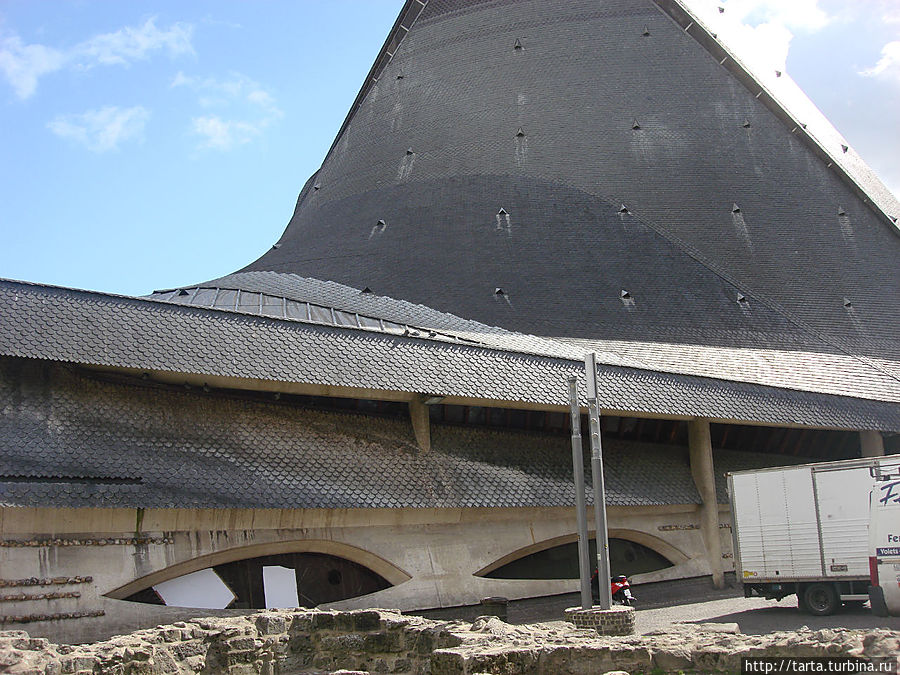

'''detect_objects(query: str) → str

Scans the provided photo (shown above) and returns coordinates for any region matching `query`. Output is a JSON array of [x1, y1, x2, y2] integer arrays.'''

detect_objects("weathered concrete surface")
[[1, 609, 897, 675], [1, 503, 725, 643]]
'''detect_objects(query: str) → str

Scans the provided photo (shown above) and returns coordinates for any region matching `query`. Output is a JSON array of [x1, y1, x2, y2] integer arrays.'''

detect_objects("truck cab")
[[869, 468, 900, 616]]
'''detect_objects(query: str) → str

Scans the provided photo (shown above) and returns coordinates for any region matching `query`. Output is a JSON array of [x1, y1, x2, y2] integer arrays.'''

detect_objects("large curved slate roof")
[[207, 0, 899, 405]]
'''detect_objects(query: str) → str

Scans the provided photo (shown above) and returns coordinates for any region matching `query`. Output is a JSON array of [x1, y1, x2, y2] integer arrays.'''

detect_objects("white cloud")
[[0, 34, 66, 99], [860, 41, 900, 81], [173, 71, 282, 151], [0, 17, 193, 99], [73, 18, 192, 68], [192, 115, 259, 150], [681, 0, 833, 72], [47, 105, 149, 152]]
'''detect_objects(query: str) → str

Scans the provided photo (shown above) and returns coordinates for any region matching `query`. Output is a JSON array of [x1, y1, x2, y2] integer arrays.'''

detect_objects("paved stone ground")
[[418, 576, 900, 635]]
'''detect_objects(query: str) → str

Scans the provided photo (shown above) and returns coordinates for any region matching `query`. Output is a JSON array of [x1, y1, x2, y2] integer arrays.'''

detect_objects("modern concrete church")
[[2, 0, 899, 643]]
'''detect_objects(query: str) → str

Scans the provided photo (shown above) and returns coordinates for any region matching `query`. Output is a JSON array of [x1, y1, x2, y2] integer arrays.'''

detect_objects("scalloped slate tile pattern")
[[1, 359, 709, 509]]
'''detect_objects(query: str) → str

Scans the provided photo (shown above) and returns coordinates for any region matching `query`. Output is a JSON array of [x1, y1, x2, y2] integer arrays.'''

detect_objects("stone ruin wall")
[[2, 608, 898, 675]]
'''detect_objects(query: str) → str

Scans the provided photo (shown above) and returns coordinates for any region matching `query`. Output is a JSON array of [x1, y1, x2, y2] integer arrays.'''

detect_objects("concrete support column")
[[860, 430, 885, 457], [688, 418, 724, 589], [409, 396, 431, 453]]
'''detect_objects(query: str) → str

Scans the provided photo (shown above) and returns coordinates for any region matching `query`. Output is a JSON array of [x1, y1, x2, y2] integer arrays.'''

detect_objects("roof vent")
[[618, 204, 630, 214], [641, 26, 650, 37], [841, 144, 849, 153], [742, 119, 751, 128], [498, 207, 508, 215], [516, 127, 525, 138], [732, 203, 741, 214], [843, 298, 852, 308], [313, 182, 321, 191], [406, 148, 414, 155], [370, 219, 387, 238], [620, 290, 632, 299], [736, 293, 749, 305], [514, 38, 524, 50], [631, 119, 641, 130], [271, 243, 281, 249], [837, 206, 847, 216], [775, 70, 782, 77], [891, 216, 898, 223], [396, 71, 404, 80], [800, 123, 807, 129], [177, 289, 189, 296], [361, 286, 373, 294], [718, 6, 725, 12]]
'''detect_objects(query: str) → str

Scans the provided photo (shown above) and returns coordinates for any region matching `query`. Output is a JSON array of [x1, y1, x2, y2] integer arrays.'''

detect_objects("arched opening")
[[479, 536, 675, 580], [123, 551, 391, 609]]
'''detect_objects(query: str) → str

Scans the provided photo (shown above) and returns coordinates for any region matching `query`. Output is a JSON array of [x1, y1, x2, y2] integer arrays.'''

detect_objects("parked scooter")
[[590, 570, 636, 606]]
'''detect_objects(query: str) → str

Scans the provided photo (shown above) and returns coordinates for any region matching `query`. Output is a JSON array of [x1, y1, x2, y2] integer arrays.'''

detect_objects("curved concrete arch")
[[107, 539, 412, 600], [474, 528, 689, 577]]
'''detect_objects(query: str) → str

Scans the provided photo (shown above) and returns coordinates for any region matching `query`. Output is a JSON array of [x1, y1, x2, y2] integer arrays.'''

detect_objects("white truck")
[[728, 455, 900, 615], [869, 463, 900, 616]]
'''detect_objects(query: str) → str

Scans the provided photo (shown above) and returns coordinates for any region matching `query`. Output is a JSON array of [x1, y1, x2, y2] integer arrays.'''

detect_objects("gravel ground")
[[417, 576, 900, 635], [636, 595, 900, 635]]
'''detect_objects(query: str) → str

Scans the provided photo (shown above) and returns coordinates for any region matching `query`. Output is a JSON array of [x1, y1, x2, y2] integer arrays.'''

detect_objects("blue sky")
[[1, 0, 898, 297]]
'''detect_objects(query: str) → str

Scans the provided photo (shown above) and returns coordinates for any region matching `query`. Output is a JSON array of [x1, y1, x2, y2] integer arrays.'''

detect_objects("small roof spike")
[[516, 127, 525, 137], [641, 26, 650, 37], [732, 203, 741, 214], [631, 118, 641, 130]]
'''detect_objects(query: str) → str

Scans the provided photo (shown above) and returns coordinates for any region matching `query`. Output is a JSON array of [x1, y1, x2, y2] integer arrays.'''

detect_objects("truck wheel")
[[803, 583, 838, 615]]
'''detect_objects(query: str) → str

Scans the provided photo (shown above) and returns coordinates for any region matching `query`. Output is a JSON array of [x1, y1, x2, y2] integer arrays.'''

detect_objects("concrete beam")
[[688, 418, 724, 589], [409, 395, 431, 452], [860, 430, 885, 457]]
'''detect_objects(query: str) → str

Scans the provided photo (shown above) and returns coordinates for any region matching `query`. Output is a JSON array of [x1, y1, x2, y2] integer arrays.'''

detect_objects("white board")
[[263, 565, 299, 609], [153, 568, 236, 609]]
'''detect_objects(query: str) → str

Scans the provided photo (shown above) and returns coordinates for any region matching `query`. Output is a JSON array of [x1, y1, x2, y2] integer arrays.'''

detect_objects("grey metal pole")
[[568, 376, 592, 610], [585, 353, 612, 610]]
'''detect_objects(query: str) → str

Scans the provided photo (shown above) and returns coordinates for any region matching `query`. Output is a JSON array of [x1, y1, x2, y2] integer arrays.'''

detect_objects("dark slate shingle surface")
[[0, 359, 703, 509], [2, 279, 899, 430]]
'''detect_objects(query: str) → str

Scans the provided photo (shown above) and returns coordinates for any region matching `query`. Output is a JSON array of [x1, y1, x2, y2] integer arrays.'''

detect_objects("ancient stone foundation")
[[1, 609, 898, 675], [564, 605, 635, 635]]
